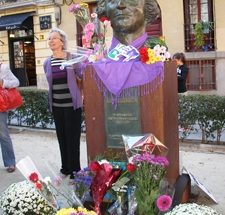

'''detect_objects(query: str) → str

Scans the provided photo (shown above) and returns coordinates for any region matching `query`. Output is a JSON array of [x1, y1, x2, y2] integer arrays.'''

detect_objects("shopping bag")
[[0, 87, 23, 112]]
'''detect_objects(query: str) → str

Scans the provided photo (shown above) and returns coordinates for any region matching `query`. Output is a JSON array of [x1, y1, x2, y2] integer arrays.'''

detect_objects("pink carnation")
[[156, 195, 172, 212]]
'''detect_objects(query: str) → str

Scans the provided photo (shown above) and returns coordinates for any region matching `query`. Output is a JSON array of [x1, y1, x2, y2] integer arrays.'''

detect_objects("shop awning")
[[0, 13, 33, 31]]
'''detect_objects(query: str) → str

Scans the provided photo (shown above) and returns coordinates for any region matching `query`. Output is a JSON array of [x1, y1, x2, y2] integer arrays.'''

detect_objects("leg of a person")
[[0, 112, 16, 167], [64, 107, 82, 178], [52, 107, 69, 175]]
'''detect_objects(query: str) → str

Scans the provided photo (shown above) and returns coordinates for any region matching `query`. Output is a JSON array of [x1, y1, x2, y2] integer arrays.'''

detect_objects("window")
[[184, 0, 214, 52], [186, 59, 216, 90]]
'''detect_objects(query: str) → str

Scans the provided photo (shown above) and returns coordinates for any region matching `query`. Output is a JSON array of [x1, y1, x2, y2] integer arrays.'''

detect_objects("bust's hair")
[[96, 0, 160, 24]]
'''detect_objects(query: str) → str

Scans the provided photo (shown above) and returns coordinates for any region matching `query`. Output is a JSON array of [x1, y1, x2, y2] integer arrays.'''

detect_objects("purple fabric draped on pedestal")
[[91, 33, 164, 98]]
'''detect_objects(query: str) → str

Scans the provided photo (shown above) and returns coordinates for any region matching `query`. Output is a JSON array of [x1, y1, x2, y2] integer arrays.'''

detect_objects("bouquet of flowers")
[[69, 3, 90, 28], [73, 167, 93, 203], [56, 206, 97, 215], [165, 203, 222, 215], [0, 180, 56, 215], [69, 3, 110, 62], [132, 153, 170, 214], [16, 156, 82, 209], [89, 160, 122, 215], [139, 37, 171, 64]]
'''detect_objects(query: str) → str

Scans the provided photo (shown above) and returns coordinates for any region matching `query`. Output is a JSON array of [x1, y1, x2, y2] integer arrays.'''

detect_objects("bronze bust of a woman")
[[97, 0, 160, 45]]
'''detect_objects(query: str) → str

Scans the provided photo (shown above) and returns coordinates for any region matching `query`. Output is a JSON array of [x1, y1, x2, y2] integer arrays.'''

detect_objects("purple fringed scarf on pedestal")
[[90, 33, 164, 103]]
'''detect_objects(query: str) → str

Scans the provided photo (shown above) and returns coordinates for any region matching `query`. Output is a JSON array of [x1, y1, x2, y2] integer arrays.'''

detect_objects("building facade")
[[0, 0, 225, 95]]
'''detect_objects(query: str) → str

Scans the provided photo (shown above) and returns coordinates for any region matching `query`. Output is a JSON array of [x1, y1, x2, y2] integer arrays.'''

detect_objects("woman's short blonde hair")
[[49, 27, 68, 50]]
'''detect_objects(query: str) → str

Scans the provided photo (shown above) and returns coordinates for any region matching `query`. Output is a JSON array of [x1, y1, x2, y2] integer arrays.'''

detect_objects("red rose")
[[126, 163, 136, 172], [139, 47, 148, 55], [35, 181, 42, 190], [29, 172, 39, 183], [99, 16, 109, 22], [139, 47, 149, 63], [89, 161, 101, 172]]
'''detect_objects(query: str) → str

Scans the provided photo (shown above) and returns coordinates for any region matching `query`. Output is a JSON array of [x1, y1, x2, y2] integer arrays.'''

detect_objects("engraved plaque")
[[104, 97, 141, 148]]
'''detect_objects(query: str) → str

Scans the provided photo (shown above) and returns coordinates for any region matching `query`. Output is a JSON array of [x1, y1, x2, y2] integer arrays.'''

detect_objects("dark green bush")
[[8, 88, 54, 129], [178, 94, 225, 144], [8, 89, 225, 143]]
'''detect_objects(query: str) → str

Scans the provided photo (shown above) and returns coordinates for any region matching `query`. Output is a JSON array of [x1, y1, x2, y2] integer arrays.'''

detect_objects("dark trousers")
[[52, 106, 82, 177]]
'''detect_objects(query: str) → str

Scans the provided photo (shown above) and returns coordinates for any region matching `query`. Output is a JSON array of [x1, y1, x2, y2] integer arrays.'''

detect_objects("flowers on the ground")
[[56, 206, 96, 215], [89, 160, 122, 215], [132, 153, 169, 214], [0, 180, 56, 215], [156, 194, 172, 212], [126, 163, 136, 173], [28, 172, 57, 209], [73, 167, 93, 202], [165, 203, 222, 215], [139, 37, 171, 64]]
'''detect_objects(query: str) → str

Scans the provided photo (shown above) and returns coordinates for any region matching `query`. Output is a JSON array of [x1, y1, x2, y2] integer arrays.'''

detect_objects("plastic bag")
[[0, 87, 23, 112]]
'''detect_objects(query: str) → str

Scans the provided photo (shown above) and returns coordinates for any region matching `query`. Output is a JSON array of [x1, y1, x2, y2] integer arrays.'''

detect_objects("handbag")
[[0, 87, 23, 112]]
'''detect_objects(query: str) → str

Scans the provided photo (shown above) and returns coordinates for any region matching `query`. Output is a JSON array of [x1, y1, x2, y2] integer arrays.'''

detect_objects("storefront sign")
[[39, 15, 52, 30], [104, 97, 141, 148]]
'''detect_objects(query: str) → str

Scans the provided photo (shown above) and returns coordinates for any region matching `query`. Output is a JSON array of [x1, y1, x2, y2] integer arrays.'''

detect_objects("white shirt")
[[0, 63, 19, 88]]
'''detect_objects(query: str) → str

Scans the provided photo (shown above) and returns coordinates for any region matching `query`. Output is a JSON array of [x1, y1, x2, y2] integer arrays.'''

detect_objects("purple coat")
[[43, 55, 83, 112]]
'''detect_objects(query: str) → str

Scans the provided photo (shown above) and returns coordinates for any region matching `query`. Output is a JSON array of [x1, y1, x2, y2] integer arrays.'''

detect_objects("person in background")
[[173, 52, 189, 94], [0, 60, 19, 173], [43, 27, 83, 181]]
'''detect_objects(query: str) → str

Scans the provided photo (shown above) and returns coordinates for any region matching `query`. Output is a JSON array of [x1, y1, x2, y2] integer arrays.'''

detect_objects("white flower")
[[165, 203, 222, 215], [0, 180, 56, 215]]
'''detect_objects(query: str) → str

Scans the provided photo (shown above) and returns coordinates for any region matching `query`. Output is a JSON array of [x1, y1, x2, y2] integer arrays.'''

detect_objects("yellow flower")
[[56, 207, 97, 215], [56, 208, 77, 215], [80, 3, 88, 8]]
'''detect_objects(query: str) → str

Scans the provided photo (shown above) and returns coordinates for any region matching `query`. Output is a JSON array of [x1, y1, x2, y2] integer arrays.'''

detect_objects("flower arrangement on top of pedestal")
[[165, 203, 222, 215], [69, 3, 111, 62]]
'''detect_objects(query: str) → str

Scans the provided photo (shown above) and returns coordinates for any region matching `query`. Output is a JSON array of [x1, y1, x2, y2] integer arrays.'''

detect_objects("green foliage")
[[178, 94, 225, 144], [194, 21, 214, 48], [194, 22, 205, 48], [8, 88, 54, 129], [145, 37, 168, 49]]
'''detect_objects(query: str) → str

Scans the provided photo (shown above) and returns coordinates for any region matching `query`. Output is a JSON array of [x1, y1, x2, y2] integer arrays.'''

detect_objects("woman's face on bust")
[[106, 0, 145, 34], [48, 32, 63, 52]]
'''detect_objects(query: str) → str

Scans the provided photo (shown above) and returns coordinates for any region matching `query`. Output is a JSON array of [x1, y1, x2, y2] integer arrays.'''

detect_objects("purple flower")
[[132, 153, 169, 167], [68, 3, 80, 13]]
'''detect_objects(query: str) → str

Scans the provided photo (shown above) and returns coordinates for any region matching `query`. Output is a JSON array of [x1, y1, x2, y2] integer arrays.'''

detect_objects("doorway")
[[9, 30, 36, 87]]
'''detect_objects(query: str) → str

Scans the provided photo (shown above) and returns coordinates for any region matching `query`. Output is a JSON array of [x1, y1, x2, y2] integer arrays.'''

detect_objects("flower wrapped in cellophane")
[[16, 156, 58, 209], [16, 156, 83, 210], [89, 160, 122, 215], [73, 167, 93, 203], [69, 3, 90, 28]]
